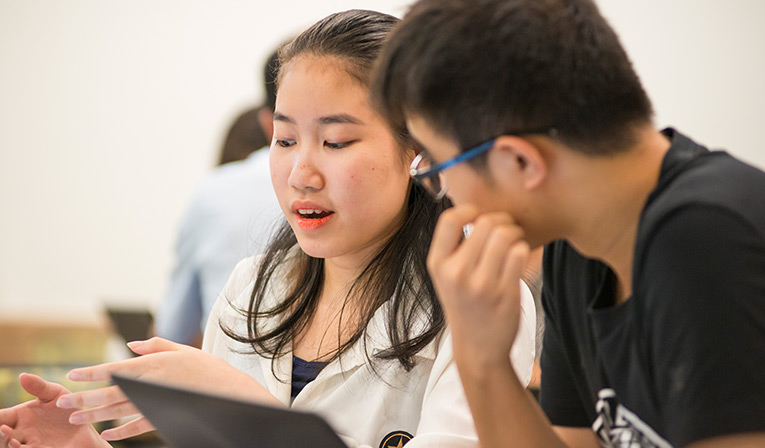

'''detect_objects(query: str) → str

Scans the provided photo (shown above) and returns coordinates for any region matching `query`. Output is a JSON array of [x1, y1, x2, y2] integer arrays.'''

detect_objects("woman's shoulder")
[[203, 256, 261, 336], [221, 250, 302, 313], [226, 255, 263, 296]]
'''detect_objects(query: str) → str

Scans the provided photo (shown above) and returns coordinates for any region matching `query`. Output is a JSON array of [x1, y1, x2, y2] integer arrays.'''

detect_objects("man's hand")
[[427, 204, 529, 371]]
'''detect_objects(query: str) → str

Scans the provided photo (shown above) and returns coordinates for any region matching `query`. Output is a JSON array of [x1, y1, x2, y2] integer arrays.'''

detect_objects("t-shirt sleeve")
[[538, 245, 593, 428], [639, 205, 765, 446]]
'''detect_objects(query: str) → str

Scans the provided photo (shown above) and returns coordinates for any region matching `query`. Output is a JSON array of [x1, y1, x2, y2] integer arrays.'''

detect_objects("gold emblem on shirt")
[[379, 430, 413, 448]]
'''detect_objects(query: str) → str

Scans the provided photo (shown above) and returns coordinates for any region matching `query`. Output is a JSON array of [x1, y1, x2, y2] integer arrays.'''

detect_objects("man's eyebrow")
[[273, 111, 295, 124], [318, 114, 364, 125]]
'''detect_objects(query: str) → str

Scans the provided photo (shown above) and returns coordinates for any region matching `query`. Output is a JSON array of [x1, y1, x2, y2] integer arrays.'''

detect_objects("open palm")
[[0, 373, 109, 448]]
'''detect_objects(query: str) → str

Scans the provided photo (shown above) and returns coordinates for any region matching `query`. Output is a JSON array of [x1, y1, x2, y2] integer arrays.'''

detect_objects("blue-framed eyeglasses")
[[410, 128, 557, 200]]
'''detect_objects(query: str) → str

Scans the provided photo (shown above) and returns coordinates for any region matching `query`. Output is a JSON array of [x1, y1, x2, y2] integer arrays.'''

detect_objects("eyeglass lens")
[[414, 156, 446, 198]]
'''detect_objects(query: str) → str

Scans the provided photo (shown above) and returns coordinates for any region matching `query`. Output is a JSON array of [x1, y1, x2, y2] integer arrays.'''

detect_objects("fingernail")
[[69, 414, 84, 425], [56, 397, 71, 408], [127, 340, 143, 348], [67, 371, 83, 381]]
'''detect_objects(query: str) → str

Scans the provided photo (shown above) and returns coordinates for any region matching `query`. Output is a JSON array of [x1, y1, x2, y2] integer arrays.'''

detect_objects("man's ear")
[[491, 136, 547, 190]]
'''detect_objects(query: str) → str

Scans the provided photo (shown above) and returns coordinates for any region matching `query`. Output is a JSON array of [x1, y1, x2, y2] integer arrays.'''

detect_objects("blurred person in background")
[[154, 48, 283, 347], [216, 106, 270, 166]]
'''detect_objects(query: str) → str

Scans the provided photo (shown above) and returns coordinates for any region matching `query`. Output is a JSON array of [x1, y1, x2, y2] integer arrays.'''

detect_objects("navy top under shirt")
[[291, 356, 329, 400]]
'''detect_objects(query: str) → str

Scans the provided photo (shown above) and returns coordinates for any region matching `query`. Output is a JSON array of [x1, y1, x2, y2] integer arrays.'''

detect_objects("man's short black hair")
[[372, 0, 654, 155]]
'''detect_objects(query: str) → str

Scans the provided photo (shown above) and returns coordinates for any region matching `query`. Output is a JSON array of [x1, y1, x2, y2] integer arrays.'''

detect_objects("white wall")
[[1, 1, 763, 322], [597, 0, 765, 167]]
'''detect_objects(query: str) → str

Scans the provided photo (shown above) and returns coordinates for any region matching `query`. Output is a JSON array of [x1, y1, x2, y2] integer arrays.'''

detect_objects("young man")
[[372, 0, 765, 447]]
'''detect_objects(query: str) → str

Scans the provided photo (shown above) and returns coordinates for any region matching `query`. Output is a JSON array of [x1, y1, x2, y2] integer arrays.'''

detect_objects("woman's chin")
[[294, 238, 333, 260]]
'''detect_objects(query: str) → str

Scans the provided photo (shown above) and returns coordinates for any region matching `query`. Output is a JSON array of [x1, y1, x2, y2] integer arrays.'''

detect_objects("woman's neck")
[[291, 258, 362, 361], [322, 256, 362, 295]]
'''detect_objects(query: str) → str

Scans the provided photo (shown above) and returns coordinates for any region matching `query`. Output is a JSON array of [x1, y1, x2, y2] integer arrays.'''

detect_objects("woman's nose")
[[287, 145, 324, 192]]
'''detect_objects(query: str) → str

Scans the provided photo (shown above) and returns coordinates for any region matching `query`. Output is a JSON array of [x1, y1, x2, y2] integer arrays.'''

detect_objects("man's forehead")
[[405, 115, 460, 160], [404, 115, 434, 139]]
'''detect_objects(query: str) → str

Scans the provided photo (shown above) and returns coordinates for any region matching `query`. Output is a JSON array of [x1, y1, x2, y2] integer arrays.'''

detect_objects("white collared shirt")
[[202, 255, 536, 448]]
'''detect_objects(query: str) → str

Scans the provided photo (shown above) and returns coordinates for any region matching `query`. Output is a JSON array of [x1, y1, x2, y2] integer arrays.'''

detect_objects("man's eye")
[[324, 140, 357, 150], [275, 139, 296, 147]]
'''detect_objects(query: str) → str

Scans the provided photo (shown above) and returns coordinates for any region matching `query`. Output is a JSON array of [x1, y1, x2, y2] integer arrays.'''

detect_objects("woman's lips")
[[295, 212, 334, 230], [291, 201, 335, 231]]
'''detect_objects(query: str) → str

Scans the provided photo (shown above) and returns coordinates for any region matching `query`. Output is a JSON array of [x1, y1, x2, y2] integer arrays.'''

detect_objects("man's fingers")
[[57, 385, 127, 410], [100, 416, 155, 441], [472, 225, 525, 288], [431, 208, 525, 301], [18, 373, 67, 403], [500, 240, 530, 291], [428, 205, 481, 265], [447, 213, 515, 275], [68, 400, 140, 425]]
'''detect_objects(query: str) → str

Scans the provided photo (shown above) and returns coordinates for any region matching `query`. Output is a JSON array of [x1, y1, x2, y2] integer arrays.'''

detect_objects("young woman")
[[0, 10, 536, 448]]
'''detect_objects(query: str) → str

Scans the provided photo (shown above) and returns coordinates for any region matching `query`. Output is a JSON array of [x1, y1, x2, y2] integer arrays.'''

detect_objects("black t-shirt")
[[539, 129, 765, 447]]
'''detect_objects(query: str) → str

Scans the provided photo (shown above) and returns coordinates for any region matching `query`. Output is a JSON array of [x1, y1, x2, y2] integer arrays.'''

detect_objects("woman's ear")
[[491, 136, 548, 190], [403, 144, 418, 167]]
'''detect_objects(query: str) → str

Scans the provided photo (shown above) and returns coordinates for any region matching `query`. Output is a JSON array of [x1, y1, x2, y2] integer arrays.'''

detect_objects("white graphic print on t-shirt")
[[592, 389, 672, 448]]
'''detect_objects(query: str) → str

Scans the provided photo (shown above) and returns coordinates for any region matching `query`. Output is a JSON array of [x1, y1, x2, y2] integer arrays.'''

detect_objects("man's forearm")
[[456, 358, 576, 448]]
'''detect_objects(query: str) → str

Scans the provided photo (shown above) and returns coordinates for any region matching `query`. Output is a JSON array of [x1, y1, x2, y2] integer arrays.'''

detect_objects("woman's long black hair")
[[222, 9, 451, 374]]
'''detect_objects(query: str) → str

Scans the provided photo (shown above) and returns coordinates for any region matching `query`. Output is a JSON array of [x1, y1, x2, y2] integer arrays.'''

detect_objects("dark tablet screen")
[[112, 374, 347, 448]]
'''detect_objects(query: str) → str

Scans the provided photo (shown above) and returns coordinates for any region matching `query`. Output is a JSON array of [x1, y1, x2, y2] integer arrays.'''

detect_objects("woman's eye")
[[275, 139, 296, 148], [324, 140, 356, 150]]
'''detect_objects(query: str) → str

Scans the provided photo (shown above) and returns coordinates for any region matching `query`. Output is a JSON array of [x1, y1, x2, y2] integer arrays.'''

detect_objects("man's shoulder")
[[654, 130, 765, 209], [640, 132, 765, 241], [656, 152, 763, 206]]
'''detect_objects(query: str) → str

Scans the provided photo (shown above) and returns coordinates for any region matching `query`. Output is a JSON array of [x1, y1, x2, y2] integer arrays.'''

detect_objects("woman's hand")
[[57, 337, 281, 441], [0, 373, 110, 448], [427, 204, 529, 373]]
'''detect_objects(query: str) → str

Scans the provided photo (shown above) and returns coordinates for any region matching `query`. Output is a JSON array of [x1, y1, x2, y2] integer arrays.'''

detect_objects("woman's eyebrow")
[[318, 114, 364, 125], [273, 111, 295, 124], [272, 112, 364, 126]]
